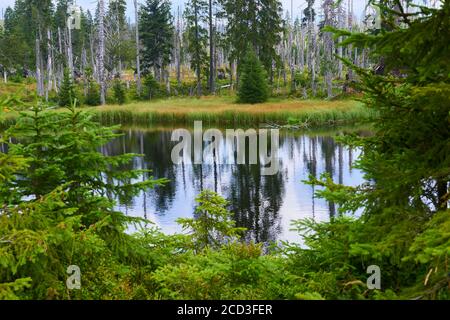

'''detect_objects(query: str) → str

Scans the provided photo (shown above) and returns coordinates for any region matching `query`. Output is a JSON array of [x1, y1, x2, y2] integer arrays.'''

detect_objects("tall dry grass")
[[92, 97, 375, 126]]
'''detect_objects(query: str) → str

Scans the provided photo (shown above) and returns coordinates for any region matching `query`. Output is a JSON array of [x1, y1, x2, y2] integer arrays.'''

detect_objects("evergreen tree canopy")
[[303, 0, 450, 299], [237, 51, 269, 104], [139, 0, 174, 76], [58, 68, 76, 107], [219, 0, 284, 78]]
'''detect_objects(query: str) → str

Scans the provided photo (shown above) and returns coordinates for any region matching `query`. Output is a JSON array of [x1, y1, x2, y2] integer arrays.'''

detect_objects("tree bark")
[[35, 28, 44, 97], [194, 2, 202, 96], [98, 0, 106, 105], [208, 0, 215, 94], [134, 0, 142, 96], [46, 28, 53, 101], [67, 22, 74, 79]]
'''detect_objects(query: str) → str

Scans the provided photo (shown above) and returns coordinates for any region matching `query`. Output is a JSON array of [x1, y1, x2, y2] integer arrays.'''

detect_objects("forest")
[[0, 0, 449, 301]]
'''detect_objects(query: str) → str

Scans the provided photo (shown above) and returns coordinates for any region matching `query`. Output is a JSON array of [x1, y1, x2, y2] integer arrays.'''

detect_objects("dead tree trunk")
[[36, 29, 44, 97], [98, 0, 106, 105], [67, 22, 74, 78], [208, 0, 216, 94], [46, 28, 53, 101], [134, 0, 142, 96]]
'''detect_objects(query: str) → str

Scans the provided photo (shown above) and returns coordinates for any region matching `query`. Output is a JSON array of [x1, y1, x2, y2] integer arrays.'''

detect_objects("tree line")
[[0, 0, 388, 104]]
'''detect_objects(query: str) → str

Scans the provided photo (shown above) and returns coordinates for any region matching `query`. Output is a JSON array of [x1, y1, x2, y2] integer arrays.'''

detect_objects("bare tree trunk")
[[194, 3, 202, 96], [347, 0, 354, 81], [288, 18, 295, 93], [67, 23, 74, 78], [46, 28, 53, 101], [116, 6, 123, 77], [299, 16, 304, 70], [229, 60, 234, 91], [307, 14, 316, 97], [57, 27, 63, 91], [82, 47, 88, 96], [175, 6, 182, 86], [337, 2, 345, 79], [323, 0, 334, 98], [89, 33, 97, 82], [134, 0, 142, 96], [208, 0, 215, 94], [98, 0, 106, 105], [311, 31, 317, 97], [164, 68, 170, 94], [36, 29, 44, 97]]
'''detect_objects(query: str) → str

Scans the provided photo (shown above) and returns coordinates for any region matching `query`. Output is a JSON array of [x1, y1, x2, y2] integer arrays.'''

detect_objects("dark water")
[[102, 126, 366, 243]]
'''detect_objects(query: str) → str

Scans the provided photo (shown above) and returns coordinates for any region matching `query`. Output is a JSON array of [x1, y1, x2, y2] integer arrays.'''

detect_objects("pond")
[[102, 125, 368, 243]]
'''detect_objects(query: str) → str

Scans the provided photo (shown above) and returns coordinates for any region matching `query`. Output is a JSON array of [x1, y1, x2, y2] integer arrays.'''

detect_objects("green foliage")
[[237, 51, 269, 104], [58, 69, 76, 107], [112, 80, 127, 105], [184, 0, 209, 94], [139, 0, 174, 74], [3, 101, 167, 205], [0, 98, 169, 299], [177, 190, 246, 250], [151, 242, 283, 300], [84, 68, 101, 107], [143, 74, 160, 100], [219, 0, 283, 77], [0, 278, 32, 300], [294, 0, 450, 300], [1, 1, 448, 300], [85, 83, 101, 106], [293, 69, 310, 88]]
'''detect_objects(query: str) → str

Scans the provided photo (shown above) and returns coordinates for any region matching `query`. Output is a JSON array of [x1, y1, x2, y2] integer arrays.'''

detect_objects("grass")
[[0, 94, 376, 129], [92, 96, 375, 127]]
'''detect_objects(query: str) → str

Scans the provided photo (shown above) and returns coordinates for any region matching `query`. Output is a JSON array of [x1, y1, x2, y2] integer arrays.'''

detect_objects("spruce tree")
[[4, 101, 167, 216], [237, 51, 269, 104], [184, 0, 209, 96], [0, 99, 168, 299], [84, 67, 101, 106], [139, 0, 174, 80], [58, 68, 76, 107], [219, 0, 283, 79], [113, 79, 126, 105], [85, 82, 101, 106], [306, 0, 450, 298]]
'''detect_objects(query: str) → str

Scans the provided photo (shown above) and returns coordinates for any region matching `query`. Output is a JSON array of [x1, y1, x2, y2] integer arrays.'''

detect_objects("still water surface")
[[102, 126, 366, 243]]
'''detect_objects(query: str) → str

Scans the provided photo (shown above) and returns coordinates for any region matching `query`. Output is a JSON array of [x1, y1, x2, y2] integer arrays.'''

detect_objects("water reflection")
[[102, 126, 365, 243]]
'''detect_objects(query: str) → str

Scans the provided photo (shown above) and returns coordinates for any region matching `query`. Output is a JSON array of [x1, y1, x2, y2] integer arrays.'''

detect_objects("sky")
[[0, 0, 368, 22]]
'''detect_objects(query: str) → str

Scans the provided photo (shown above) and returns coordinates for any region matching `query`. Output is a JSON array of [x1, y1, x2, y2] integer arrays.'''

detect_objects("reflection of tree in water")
[[320, 136, 337, 217], [303, 135, 318, 218], [301, 134, 348, 218], [225, 162, 285, 244], [182, 135, 287, 243], [140, 131, 178, 214], [102, 130, 178, 214], [101, 128, 356, 242]]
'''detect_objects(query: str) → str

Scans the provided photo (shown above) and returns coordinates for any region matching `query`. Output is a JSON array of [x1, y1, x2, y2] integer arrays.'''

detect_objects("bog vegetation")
[[0, 0, 449, 300]]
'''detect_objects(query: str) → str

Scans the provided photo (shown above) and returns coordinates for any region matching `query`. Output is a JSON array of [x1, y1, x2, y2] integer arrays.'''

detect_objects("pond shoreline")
[[0, 97, 377, 129]]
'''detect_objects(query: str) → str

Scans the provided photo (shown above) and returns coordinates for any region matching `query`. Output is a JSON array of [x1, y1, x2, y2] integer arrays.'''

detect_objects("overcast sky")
[[0, 0, 368, 22]]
